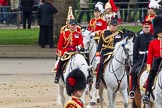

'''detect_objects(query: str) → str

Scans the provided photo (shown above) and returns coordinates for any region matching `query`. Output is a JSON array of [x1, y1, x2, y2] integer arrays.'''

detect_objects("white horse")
[[82, 29, 100, 105], [140, 68, 162, 108], [56, 53, 92, 107], [99, 37, 134, 108]]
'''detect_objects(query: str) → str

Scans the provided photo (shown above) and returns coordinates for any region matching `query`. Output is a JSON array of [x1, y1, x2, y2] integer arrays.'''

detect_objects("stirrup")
[[142, 95, 150, 104], [129, 91, 135, 99], [54, 77, 59, 84], [95, 81, 100, 89]]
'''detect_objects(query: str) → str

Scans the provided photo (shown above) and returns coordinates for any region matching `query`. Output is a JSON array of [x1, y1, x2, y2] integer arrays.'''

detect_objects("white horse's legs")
[[89, 83, 97, 105], [155, 104, 162, 108], [120, 88, 129, 108], [89, 76, 99, 105], [99, 87, 104, 108], [107, 87, 115, 108], [80, 84, 89, 104], [56, 84, 65, 107]]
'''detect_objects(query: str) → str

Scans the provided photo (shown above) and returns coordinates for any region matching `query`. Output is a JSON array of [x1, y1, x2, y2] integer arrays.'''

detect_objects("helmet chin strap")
[[158, 37, 162, 40]]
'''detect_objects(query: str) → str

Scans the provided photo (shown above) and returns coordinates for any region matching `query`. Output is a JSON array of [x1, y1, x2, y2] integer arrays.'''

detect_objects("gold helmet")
[[66, 6, 75, 25], [105, 2, 112, 9]]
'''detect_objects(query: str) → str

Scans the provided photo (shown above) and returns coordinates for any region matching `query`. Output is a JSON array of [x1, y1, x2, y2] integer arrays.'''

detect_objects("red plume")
[[68, 77, 76, 87], [109, 0, 118, 12]]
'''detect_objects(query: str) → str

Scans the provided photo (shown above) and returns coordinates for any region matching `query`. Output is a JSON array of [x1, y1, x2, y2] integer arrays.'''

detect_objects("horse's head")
[[113, 37, 133, 65], [82, 29, 93, 51]]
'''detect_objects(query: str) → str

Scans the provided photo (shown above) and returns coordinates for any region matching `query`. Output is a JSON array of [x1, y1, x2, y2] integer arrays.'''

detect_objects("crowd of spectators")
[[0, 0, 161, 26]]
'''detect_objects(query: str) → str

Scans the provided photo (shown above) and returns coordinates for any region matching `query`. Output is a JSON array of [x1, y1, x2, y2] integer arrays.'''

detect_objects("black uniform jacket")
[[133, 32, 154, 64], [97, 29, 124, 54]]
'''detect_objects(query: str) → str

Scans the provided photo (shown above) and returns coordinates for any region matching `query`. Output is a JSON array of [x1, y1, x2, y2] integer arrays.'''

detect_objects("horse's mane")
[[121, 29, 136, 40]]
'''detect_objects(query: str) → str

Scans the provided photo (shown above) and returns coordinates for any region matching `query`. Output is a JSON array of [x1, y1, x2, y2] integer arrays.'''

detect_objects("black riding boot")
[[142, 69, 155, 104], [96, 62, 104, 89], [54, 60, 64, 84], [129, 72, 137, 99]]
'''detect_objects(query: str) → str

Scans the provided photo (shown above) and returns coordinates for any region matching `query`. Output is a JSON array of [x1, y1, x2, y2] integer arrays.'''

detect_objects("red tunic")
[[57, 30, 84, 56], [144, 12, 156, 34], [147, 39, 162, 67], [64, 96, 84, 108], [0, 0, 8, 6], [87, 17, 107, 35]]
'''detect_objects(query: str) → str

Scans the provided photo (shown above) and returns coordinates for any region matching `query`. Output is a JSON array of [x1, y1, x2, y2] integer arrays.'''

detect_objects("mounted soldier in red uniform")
[[54, 19, 84, 83]]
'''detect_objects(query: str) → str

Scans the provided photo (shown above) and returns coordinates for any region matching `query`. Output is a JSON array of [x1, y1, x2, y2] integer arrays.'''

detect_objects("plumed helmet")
[[153, 16, 162, 37], [105, 2, 112, 9], [95, 2, 104, 13], [66, 6, 75, 25], [148, 0, 161, 9], [66, 69, 86, 96]]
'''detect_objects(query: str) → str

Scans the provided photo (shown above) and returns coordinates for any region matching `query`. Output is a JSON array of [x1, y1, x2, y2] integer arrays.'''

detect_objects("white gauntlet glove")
[[95, 56, 100, 64], [76, 46, 81, 51], [91, 32, 96, 37]]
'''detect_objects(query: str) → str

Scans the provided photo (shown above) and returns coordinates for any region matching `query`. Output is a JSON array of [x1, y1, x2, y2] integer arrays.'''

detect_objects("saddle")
[[61, 51, 76, 61], [93, 35, 100, 44], [61, 51, 88, 74]]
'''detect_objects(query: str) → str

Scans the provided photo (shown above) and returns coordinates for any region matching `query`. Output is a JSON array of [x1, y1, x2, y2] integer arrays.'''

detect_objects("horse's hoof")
[[124, 102, 129, 108], [97, 99, 100, 103], [90, 102, 96, 106]]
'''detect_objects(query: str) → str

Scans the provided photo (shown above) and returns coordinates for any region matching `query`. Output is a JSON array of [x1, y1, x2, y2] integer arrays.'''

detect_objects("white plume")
[[95, 2, 104, 13], [149, 0, 161, 9]]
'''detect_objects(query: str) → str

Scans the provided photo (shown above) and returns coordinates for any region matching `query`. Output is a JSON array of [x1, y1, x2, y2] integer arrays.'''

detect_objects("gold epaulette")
[[64, 100, 76, 108], [100, 17, 106, 21], [117, 29, 123, 34], [61, 25, 68, 32], [89, 18, 95, 26], [77, 25, 81, 29]]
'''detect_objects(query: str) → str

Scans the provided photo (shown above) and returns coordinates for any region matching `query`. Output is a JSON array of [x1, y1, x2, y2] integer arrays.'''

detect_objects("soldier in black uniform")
[[129, 21, 154, 99], [95, 18, 124, 89]]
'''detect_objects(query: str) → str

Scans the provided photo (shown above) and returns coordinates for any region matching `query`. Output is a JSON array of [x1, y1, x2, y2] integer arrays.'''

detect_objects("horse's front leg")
[[120, 87, 129, 108], [89, 76, 98, 106], [99, 87, 104, 108], [107, 87, 115, 108], [56, 84, 65, 107], [80, 84, 89, 105]]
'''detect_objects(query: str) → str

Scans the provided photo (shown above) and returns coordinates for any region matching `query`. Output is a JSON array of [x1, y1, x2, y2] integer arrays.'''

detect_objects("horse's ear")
[[127, 37, 134, 44]]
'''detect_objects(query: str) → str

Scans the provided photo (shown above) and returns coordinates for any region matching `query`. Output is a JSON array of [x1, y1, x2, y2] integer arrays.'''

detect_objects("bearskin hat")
[[153, 16, 162, 37], [66, 69, 86, 96]]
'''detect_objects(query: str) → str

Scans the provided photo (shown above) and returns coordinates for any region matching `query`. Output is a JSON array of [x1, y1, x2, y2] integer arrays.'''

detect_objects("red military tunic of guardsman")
[[57, 29, 83, 56], [147, 39, 162, 67], [87, 17, 107, 33]]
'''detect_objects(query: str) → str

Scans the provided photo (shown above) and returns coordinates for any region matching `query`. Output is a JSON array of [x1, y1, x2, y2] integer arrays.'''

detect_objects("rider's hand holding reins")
[[146, 64, 151, 72], [95, 52, 101, 64]]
